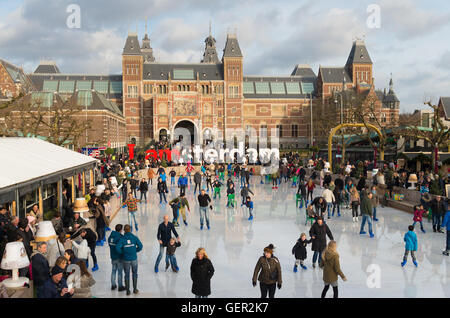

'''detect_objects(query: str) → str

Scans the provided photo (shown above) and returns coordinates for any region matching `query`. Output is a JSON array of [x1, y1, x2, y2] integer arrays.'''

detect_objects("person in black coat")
[[357, 175, 366, 192], [139, 178, 149, 202], [157, 177, 168, 204], [311, 197, 326, 217], [292, 233, 312, 271], [309, 217, 334, 268], [332, 186, 342, 217], [431, 196, 446, 233], [31, 242, 50, 298], [190, 248, 214, 298], [39, 266, 73, 298]]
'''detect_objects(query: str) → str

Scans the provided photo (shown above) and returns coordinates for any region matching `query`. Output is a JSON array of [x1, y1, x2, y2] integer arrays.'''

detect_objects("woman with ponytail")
[[252, 244, 282, 298]]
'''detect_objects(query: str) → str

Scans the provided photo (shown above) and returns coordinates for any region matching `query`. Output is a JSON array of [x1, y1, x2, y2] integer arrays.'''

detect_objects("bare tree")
[[399, 101, 450, 173], [0, 94, 94, 149]]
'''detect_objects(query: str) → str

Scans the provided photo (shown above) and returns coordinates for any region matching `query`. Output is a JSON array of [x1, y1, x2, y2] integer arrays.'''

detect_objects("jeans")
[[128, 211, 138, 229], [199, 206, 210, 227], [171, 177, 175, 185], [122, 259, 138, 291], [159, 192, 167, 203], [327, 203, 333, 218], [111, 259, 124, 288], [132, 188, 137, 197], [312, 250, 322, 265], [360, 215, 373, 234], [155, 244, 166, 270], [373, 207, 377, 219], [194, 183, 201, 193], [187, 172, 192, 184], [248, 207, 253, 217], [260, 282, 276, 298], [412, 221, 424, 231], [332, 202, 340, 216], [433, 213, 441, 230], [140, 191, 147, 201], [166, 254, 178, 269]]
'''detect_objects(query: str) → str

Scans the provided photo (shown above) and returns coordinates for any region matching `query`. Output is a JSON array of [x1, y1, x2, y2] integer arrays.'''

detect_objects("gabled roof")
[[123, 33, 142, 55], [291, 64, 316, 78], [222, 34, 243, 59], [0, 59, 35, 91], [319, 67, 352, 83], [439, 97, 450, 119], [143, 63, 223, 81], [345, 40, 372, 65], [34, 61, 60, 74]]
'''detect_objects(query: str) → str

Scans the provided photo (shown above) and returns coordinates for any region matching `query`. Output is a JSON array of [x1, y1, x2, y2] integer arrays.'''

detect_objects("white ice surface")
[[90, 178, 450, 298]]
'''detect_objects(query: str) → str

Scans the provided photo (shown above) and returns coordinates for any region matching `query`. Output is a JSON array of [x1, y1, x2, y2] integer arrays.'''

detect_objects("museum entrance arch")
[[174, 120, 198, 146]]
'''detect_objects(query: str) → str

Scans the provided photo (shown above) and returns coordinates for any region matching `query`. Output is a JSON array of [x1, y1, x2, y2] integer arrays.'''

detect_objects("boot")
[[421, 228, 426, 233], [293, 265, 298, 273], [433, 225, 437, 232], [135, 224, 138, 231], [92, 264, 99, 272], [401, 260, 407, 267], [200, 225, 203, 230], [413, 260, 418, 267], [301, 264, 307, 270], [443, 251, 449, 256]]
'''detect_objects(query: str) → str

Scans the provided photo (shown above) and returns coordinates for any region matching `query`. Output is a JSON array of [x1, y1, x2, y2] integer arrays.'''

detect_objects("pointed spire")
[[388, 73, 394, 94], [201, 22, 219, 63]]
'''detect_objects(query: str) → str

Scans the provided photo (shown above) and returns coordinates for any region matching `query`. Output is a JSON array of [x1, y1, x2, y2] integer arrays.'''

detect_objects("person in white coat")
[[46, 237, 65, 268], [322, 186, 335, 220], [70, 238, 91, 266]]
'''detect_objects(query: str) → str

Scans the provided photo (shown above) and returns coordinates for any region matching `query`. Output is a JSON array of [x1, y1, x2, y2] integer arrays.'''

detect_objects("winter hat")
[[51, 265, 64, 276], [264, 244, 275, 255]]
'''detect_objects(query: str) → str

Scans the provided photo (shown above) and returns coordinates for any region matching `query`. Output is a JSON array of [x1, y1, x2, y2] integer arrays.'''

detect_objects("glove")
[[277, 283, 282, 289], [252, 281, 256, 287]]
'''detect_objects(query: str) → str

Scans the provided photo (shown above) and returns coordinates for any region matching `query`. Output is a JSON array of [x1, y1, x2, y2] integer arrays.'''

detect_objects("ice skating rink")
[[90, 179, 450, 298]]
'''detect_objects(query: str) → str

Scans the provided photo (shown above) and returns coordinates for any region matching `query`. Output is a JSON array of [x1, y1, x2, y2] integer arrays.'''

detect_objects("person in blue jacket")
[[116, 224, 143, 295], [401, 225, 418, 267], [40, 266, 74, 298], [178, 173, 188, 196], [441, 209, 450, 256], [245, 196, 254, 221], [108, 224, 125, 291]]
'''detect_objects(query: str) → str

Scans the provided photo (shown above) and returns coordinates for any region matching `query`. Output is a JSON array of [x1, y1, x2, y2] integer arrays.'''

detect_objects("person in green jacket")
[[116, 224, 143, 295], [359, 191, 374, 238]]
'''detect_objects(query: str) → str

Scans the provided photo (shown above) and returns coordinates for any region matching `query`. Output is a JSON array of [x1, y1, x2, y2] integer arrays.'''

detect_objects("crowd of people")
[[0, 150, 449, 298]]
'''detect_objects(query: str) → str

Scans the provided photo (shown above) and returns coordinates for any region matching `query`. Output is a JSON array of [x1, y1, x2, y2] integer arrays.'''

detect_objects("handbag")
[[266, 258, 278, 281]]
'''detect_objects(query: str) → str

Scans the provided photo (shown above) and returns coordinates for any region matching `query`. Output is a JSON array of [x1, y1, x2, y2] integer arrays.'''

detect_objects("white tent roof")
[[0, 137, 98, 189]]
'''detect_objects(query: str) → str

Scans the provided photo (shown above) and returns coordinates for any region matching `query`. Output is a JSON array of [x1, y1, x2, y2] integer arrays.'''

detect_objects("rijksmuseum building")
[[0, 27, 400, 149]]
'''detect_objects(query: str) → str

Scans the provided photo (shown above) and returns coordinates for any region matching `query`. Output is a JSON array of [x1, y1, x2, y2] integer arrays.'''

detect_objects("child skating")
[[402, 225, 418, 267], [413, 205, 427, 233], [292, 233, 312, 271], [165, 237, 181, 272], [244, 196, 254, 221], [212, 177, 223, 199]]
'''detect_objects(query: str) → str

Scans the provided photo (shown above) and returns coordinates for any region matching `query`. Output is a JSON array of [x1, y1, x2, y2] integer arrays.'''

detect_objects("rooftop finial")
[[145, 17, 148, 34], [209, 20, 212, 36]]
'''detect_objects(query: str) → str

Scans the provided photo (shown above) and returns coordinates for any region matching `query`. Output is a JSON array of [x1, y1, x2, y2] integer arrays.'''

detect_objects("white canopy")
[[0, 137, 98, 190]]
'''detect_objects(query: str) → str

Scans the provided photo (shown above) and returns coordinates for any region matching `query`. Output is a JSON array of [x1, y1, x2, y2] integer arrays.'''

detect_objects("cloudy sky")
[[1, 0, 450, 112]]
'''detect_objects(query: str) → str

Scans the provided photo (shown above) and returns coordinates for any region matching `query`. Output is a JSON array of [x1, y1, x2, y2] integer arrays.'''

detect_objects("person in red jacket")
[[413, 205, 427, 233], [306, 178, 315, 205]]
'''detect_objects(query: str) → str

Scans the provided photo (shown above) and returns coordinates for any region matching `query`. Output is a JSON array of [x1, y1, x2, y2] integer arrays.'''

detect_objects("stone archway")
[[173, 120, 198, 146]]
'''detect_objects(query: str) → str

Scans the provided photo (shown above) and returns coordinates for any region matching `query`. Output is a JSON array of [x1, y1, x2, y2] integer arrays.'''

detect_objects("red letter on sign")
[[145, 150, 158, 160], [128, 144, 135, 160]]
